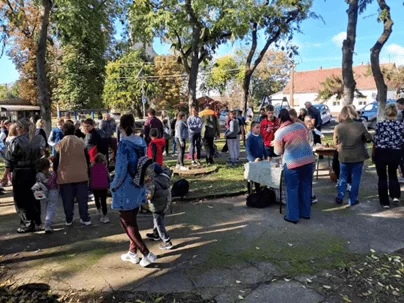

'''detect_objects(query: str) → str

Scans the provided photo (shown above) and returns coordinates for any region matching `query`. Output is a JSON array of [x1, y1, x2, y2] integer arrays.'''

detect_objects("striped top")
[[274, 121, 315, 169]]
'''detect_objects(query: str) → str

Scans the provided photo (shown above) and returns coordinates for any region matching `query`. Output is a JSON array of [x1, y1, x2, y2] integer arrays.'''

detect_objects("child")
[[246, 121, 270, 163], [90, 153, 110, 223], [147, 128, 166, 166], [260, 105, 280, 158], [224, 110, 240, 166], [36, 158, 59, 233], [145, 163, 173, 250], [175, 112, 188, 171]]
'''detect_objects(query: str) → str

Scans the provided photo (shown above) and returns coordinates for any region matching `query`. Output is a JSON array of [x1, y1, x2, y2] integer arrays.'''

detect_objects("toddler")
[[90, 153, 110, 223], [145, 163, 173, 250], [36, 158, 59, 233]]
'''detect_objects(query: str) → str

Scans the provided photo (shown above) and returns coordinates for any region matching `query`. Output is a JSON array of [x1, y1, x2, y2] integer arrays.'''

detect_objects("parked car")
[[358, 99, 396, 129], [313, 104, 332, 125]]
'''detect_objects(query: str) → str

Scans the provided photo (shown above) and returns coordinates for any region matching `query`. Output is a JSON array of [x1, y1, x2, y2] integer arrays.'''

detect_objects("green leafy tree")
[[52, 0, 118, 110], [205, 55, 240, 96], [129, 0, 241, 111], [103, 50, 159, 116], [0, 83, 19, 99], [153, 55, 187, 110]]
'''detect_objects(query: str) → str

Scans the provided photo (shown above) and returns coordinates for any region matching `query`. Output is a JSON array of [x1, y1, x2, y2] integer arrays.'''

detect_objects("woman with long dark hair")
[[3, 118, 44, 233], [111, 114, 156, 267], [273, 109, 315, 224]]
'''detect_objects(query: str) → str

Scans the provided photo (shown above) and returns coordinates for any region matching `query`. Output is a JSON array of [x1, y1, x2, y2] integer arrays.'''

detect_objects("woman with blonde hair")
[[36, 119, 48, 149], [374, 103, 404, 208], [2, 118, 45, 233], [334, 105, 372, 206]]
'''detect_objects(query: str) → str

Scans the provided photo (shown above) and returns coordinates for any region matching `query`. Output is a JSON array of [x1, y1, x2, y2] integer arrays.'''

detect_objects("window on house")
[[333, 101, 340, 106], [358, 100, 367, 106]]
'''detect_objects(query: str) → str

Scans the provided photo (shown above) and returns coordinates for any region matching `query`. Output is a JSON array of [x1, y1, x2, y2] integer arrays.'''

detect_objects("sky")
[[1, 0, 404, 85]]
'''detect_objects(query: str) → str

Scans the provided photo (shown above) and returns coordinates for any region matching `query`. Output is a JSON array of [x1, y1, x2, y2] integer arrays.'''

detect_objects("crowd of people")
[[0, 98, 403, 266]]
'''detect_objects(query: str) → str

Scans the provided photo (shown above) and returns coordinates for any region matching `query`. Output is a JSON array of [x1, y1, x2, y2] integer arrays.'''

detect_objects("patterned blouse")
[[374, 120, 404, 150]]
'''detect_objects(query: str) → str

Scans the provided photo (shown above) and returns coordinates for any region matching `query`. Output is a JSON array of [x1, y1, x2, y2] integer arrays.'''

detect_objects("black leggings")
[[94, 189, 108, 215]]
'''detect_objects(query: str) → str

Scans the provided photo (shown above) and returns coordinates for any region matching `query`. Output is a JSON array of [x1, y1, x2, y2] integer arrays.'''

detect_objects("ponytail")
[[120, 114, 136, 136], [17, 118, 35, 141]]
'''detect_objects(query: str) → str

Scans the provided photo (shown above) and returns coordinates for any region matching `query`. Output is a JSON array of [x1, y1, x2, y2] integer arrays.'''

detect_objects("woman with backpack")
[[111, 114, 156, 267]]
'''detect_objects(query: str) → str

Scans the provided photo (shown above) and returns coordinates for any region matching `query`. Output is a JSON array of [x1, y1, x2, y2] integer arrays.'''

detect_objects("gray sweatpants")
[[227, 138, 238, 163], [40, 189, 59, 227]]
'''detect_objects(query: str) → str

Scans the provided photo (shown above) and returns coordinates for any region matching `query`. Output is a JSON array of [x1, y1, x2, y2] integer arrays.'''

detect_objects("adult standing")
[[100, 113, 116, 138], [111, 114, 156, 267], [396, 98, 404, 183], [54, 122, 91, 226], [175, 112, 188, 171], [143, 108, 163, 145], [2, 118, 44, 233], [161, 110, 171, 156], [260, 105, 280, 158], [74, 120, 86, 139], [304, 102, 322, 144], [273, 109, 315, 224], [374, 104, 404, 209], [187, 106, 203, 165], [334, 105, 372, 206], [35, 119, 48, 149], [201, 104, 220, 165], [48, 118, 64, 156], [170, 112, 178, 155], [83, 118, 102, 162]]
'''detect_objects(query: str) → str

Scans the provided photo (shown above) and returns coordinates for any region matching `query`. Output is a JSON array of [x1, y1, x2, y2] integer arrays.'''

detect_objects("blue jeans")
[[172, 139, 177, 154], [337, 162, 363, 204], [60, 182, 90, 223], [284, 163, 313, 221]]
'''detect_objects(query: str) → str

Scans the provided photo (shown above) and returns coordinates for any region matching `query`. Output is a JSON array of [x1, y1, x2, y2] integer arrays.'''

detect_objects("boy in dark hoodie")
[[145, 163, 173, 250], [147, 128, 166, 166]]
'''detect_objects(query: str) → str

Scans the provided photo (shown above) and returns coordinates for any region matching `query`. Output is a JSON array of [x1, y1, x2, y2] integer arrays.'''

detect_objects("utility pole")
[[290, 60, 295, 107]]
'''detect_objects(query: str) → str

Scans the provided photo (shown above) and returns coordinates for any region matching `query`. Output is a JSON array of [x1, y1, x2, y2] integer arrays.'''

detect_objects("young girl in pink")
[[90, 153, 110, 223]]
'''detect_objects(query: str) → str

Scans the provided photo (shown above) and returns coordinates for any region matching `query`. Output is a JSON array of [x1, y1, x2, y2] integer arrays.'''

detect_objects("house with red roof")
[[272, 63, 397, 113]]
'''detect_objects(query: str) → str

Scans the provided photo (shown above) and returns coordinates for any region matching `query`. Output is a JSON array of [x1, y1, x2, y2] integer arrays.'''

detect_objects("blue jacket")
[[111, 135, 147, 210], [246, 132, 268, 162], [48, 127, 64, 156]]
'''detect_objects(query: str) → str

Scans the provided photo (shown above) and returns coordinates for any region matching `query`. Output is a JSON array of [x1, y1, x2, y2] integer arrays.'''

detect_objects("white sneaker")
[[121, 251, 140, 264], [393, 198, 400, 204], [88, 194, 94, 201], [179, 166, 189, 171], [7, 181, 12, 187], [140, 252, 157, 267], [65, 220, 73, 226], [80, 219, 92, 226], [398, 176, 404, 183], [175, 164, 180, 169], [100, 216, 110, 224], [162, 151, 167, 156], [191, 160, 195, 165], [383, 205, 390, 209]]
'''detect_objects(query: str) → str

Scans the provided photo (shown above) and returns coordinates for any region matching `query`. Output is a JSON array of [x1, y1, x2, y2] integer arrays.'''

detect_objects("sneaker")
[[335, 198, 343, 205], [311, 196, 318, 204], [7, 181, 12, 187], [175, 164, 180, 169], [96, 208, 102, 216], [393, 198, 400, 204], [196, 160, 201, 166], [162, 151, 167, 156], [146, 232, 161, 241], [36, 223, 45, 231], [120, 251, 140, 264], [16, 225, 35, 233], [347, 184, 352, 192], [398, 176, 404, 183], [383, 205, 390, 209], [179, 166, 188, 171], [65, 220, 73, 226], [101, 216, 110, 224], [45, 226, 53, 234], [160, 241, 173, 250], [191, 160, 195, 165], [80, 219, 92, 226], [348, 200, 360, 207], [88, 194, 94, 201], [140, 252, 157, 267]]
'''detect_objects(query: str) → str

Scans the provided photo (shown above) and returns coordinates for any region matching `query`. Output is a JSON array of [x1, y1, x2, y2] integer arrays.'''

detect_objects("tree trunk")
[[242, 71, 252, 116], [36, 0, 52, 135], [188, 32, 200, 112], [371, 0, 393, 121], [342, 0, 358, 106]]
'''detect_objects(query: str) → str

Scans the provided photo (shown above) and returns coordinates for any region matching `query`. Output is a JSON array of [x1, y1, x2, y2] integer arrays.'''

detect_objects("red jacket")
[[260, 117, 280, 147], [147, 138, 166, 166]]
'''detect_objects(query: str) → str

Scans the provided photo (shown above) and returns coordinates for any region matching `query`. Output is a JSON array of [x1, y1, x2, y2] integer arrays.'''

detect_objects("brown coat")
[[55, 135, 89, 184], [333, 120, 372, 163]]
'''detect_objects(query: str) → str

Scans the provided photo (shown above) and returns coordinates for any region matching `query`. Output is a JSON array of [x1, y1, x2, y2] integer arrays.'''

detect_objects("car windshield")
[[362, 103, 375, 111]]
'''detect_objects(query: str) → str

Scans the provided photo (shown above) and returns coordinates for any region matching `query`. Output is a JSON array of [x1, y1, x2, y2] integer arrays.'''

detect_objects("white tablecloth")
[[244, 161, 283, 188]]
